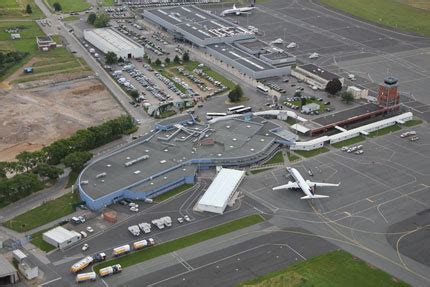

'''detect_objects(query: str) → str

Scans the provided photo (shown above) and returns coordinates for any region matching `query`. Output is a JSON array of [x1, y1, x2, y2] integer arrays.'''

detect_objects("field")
[[0, 0, 43, 19], [320, 0, 430, 37], [31, 229, 56, 252], [238, 250, 408, 287], [331, 135, 365, 148], [46, 0, 90, 12], [249, 167, 273, 175], [294, 147, 330, 158], [102, 0, 115, 6], [153, 184, 194, 202], [3, 192, 81, 232], [287, 152, 301, 162], [368, 125, 401, 138], [265, 151, 284, 165], [0, 79, 124, 161], [94, 214, 265, 272], [403, 119, 423, 127]]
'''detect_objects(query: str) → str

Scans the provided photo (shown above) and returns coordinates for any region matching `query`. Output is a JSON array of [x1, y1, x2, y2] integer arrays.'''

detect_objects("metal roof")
[[197, 168, 245, 208], [43, 227, 80, 243], [0, 255, 16, 276], [84, 28, 143, 51]]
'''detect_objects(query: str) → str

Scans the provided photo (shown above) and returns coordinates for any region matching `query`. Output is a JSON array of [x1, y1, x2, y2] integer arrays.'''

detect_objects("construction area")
[[0, 79, 125, 161]]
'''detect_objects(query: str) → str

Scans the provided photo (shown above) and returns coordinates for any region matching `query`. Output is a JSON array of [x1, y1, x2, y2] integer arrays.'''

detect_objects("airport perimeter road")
[[34, 0, 153, 125]]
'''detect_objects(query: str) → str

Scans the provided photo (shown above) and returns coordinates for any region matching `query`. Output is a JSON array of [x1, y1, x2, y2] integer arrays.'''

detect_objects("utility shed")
[[0, 255, 18, 284], [197, 168, 245, 214], [83, 28, 144, 59], [43, 226, 81, 250]]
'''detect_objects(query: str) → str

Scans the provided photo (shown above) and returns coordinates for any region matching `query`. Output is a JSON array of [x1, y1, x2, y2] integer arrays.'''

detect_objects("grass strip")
[[331, 135, 365, 148], [294, 147, 330, 158]]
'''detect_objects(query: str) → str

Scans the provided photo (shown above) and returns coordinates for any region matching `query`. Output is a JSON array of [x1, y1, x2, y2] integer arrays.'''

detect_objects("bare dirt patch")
[[0, 79, 125, 161]]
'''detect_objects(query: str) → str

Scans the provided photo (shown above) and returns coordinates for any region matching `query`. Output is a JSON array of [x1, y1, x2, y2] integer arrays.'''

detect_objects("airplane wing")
[[306, 180, 340, 187], [301, 195, 329, 199], [272, 182, 299, 190]]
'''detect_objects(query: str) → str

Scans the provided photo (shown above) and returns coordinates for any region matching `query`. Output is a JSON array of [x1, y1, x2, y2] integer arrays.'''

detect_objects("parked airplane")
[[272, 167, 340, 199], [309, 52, 319, 59], [221, 1, 256, 16], [286, 42, 297, 48], [270, 38, 284, 45]]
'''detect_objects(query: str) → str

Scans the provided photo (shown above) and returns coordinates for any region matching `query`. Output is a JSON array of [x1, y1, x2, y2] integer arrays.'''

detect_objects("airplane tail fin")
[[300, 195, 329, 199], [233, 4, 236, 9]]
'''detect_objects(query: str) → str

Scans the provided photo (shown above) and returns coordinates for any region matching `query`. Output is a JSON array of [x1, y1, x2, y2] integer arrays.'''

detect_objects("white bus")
[[257, 84, 269, 94], [227, 105, 245, 113], [206, 112, 227, 120], [235, 107, 252, 114]]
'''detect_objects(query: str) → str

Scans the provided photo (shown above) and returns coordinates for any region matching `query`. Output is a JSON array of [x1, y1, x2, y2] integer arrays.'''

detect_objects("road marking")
[[366, 198, 374, 203], [40, 277, 62, 286]]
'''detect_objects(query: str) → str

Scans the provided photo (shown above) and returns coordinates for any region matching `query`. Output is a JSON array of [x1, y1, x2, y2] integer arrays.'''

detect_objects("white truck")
[[76, 271, 96, 283], [151, 218, 165, 230], [99, 264, 122, 277], [128, 225, 140, 236], [70, 256, 94, 273], [132, 239, 148, 250], [89, 48, 95, 54], [161, 216, 172, 227], [113, 244, 131, 257], [138, 222, 151, 234]]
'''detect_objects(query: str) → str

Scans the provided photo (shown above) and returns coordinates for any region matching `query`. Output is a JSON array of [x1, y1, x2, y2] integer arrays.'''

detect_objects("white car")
[[130, 206, 139, 212], [184, 215, 191, 222], [177, 217, 184, 223], [82, 243, 89, 251], [355, 150, 363, 155], [80, 231, 88, 238], [86, 226, 94, 233]]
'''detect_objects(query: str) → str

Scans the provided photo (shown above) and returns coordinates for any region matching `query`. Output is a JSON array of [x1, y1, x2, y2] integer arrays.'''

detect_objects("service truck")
[[133, 239, 148, 250], [76, 271, 96, 283], [93, 252, 106, 263], [151, 218, 165, 230], [70, 256, 94, 273], [162, 216, 172, 227], [113, 244, 131, 257], [128, 225, 140, 236], [138, 222, 151, 234], [99, 264, 122, 277]]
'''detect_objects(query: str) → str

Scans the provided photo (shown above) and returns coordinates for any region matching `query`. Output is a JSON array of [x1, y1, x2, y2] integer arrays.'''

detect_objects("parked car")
[[86, 226, 94, 233], [184, 215, 191, 222], [177, 217, 184, 223], [82, 244, 89, 251]]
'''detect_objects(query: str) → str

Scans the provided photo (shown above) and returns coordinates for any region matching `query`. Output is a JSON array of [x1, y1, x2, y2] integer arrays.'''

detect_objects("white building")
[[347, 86, 369, 99], [291, 64, 344, 90], [83, 28, 144, 59], [43, 226, 81, 250], [196, 168, 245, 214], [18, 259, 38, 280]]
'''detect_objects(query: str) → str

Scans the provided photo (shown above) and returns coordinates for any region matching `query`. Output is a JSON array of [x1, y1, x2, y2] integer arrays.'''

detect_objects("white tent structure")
[[197, 168, 245, 214], [43, 226, 81, 250]]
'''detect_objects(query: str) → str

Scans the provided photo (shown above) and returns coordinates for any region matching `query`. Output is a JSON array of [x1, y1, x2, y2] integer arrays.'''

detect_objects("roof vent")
[[134, 170, 141, 174], [226, 125, 230, 128], [160, 160, 167, 164], [107, 164, 111, 167], [126, 157, 131, 160], [261, 139, 265, 142], [250, 148, 255, 151], [96, 172, 106, 178], [218, 153, 222, 157], [232, 138, 237, 141]]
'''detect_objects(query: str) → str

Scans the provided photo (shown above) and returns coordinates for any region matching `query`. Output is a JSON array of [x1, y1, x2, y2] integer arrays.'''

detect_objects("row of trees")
[[0, 51, 28, 78], [87, 12, 110, 28], [153, 52, 189, 67], [0, 116, 136, 207]]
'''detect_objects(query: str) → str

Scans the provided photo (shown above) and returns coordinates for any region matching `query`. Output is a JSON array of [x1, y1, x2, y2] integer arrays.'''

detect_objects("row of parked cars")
[[155, 71, 190, 99], [400, 130, 419, 141], [341, 144, 364, 155], [193, 67, 228, 97]]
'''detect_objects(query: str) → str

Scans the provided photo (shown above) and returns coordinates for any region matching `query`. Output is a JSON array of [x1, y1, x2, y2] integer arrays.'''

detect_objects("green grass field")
[[0, 0, 43, 19], [294, 147, 330, 158], [184, 60, 235, 90], [249, 167, 273, 175], [94, 214, 265, 272], [331, 135, 365, 148], [238, 250, 408, 287], [287, 152, 301, 162], [153, 184, 194, 202], [3, 192, 81, 232], [102, 0, 115, 6], [320, 0, 430, 37], [46, 0, 90, 12], [368, 125, 401, 138], [31, 229, 56, 252], [265, 151, 284, 165], [403, 119, 423, 127], [285, 117, 298, 125]]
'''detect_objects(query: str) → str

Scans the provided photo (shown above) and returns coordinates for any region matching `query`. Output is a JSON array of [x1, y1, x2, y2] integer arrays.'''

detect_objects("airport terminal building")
[[78, 114, 294, 210], [143, 5, 294, 79]]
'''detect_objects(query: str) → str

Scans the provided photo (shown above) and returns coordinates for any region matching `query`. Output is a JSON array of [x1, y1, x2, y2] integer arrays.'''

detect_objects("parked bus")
[[227, 105, 245, 114], [206, 112, 227, 120], [235, 107, 252, 114], [257, 84, 269, 94]]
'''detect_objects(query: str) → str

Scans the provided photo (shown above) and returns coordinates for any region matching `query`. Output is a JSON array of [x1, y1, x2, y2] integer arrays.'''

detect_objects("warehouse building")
[[83, 28, 144, 59], [196, 168, 245, 214], [291, 64, 344, 90], [78, 114, 295, 210], [0, 255, 18, 285], [43, 226, 81, 250]]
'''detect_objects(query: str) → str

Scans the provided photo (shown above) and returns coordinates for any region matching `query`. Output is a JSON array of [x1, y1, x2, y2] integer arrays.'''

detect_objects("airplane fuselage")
[[288, 167, 314, 197]]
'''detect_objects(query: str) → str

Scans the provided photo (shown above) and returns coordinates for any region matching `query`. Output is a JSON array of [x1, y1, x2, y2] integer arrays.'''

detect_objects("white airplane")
[[221, 1, 256, 16], [309, 52, 319, 59], [286, 42, 297, 49], [272, 167, 340, 199], [270, 38, 284, 45]]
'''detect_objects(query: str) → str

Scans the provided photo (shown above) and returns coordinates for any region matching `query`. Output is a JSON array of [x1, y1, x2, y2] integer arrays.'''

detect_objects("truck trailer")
[[76, 271, 96, 283], [70, 256, 94, 273], [113, 244, 131, 257], [99, 264, 122, 277]]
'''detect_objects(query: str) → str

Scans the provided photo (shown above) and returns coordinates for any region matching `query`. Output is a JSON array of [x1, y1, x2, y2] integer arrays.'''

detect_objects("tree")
[[118, 56, 124, 63], [129, 89, 139, 99], [173, 55, 180, 64], [34, 163, 62, 180], [165, 57, 170, 64], [341, 91, 354, 104], [147, 58, 151, 64], [105, 51, 118, 65], [155, 58, 161, 66], [26, 4, 32, 14], [293, 91, 302, 98], [94, 13, 110, 28], [63, 151, 93, 172], [301, 97, 307, 107], [325, 78, 342, 95], [182, 52, 189, 62], [228, 84, 243, 103], [52, 2, 62, 12], [87, 12, 97, 25]]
